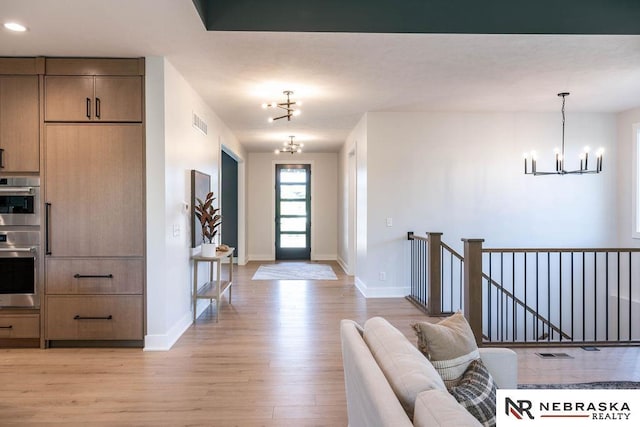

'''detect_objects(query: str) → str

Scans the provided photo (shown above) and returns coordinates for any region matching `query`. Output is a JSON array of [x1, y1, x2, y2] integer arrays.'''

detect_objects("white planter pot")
[[201, 243, 217, 258]]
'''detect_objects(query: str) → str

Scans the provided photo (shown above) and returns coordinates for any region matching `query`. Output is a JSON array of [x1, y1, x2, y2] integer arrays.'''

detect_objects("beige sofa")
[[340, 318, 518, 427]]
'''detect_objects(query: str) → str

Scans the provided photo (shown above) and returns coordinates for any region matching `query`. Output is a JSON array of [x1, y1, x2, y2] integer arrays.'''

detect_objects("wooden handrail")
[[441, 242, 464, 261], [408, 234, 429, 242], [484, 248, 640, 253]]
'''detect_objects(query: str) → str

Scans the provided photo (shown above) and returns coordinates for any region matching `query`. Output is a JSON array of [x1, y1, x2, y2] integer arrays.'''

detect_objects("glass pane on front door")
[[280, 201, 307, 216], [280, 217, 307, 232], [280, 234, 306, 248], [280, 184, 306, 199]]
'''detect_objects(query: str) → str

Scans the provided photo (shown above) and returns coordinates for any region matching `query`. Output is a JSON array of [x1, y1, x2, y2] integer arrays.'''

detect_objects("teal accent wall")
[[194, 0, 640, 34]]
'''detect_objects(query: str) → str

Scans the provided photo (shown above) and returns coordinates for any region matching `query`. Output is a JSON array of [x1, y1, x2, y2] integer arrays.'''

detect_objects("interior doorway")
[[221, 150, 238, 256], [275, 164, 311, 260]]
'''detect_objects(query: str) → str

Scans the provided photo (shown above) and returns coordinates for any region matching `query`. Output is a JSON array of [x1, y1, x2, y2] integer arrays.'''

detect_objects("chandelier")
[[275, 136, 303, 154], [262, 90, 301, 122], [524, 92, 603, 175]]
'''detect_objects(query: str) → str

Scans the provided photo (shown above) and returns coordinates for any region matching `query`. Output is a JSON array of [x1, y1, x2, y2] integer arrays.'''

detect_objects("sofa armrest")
[[478, 347, 518, 389], [413, 390, 482, 427]]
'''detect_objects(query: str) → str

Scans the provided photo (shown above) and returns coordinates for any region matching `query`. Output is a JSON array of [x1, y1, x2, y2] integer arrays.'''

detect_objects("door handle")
[[95, 97, 101, 118], [45, 203, 52, 255], [0, 148, 4, 168], [86, 97, 91, 118], [0, 325, 13, 329]]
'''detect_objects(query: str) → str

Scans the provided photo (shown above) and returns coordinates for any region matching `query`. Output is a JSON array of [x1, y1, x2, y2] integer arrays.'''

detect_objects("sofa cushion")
[[412, 312, 479, 387], [413, 390, 482, 427], [449, 359, 497, 427], [363, 317, 446, 419]]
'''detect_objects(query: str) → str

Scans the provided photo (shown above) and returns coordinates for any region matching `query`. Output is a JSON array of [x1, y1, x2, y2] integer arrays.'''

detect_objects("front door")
[[275, 164, 311, 260]]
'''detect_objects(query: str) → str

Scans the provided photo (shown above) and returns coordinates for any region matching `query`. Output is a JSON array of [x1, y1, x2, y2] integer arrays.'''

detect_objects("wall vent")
[[192, 112, 208, 135]]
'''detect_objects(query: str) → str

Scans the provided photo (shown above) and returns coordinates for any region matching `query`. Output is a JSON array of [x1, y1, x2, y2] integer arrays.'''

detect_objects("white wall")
[[145, 56, 244, 350], [616, 108, 640, 247], [346, 111, 618, 297], [247, 152, 338, 261], [339, 115, 367, 281]]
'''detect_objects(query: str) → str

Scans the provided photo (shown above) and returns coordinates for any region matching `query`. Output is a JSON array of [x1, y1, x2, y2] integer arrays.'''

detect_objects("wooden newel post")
[[426, 232, 443, 315], [462, 238, 484, 346]]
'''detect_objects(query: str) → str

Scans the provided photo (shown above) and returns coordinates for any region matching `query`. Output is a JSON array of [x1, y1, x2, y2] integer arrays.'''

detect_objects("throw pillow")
[[412, 311, 479, 387], [449, 359, 497, 427]]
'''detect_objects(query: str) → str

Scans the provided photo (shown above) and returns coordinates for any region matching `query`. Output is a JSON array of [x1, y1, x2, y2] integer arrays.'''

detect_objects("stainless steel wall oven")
[[0, 230, 40, 308], [0, 177, 40, 226]]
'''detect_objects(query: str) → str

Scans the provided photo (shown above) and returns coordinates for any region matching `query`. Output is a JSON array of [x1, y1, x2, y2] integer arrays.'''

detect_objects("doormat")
[[252, 263, 338, 280]]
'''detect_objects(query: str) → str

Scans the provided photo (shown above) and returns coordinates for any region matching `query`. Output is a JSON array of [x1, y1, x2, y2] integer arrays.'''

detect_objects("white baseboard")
[[247, 254, 274, 262], [337, 256, 351, 274], [144, 311, 192, 351], [354, 276, 409, 298], [312, 254, 337, 261], [354, 276, 367, 297]]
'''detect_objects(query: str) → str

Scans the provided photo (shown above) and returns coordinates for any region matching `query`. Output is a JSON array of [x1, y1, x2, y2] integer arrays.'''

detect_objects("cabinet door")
[[46, 295, 143, 340], [94, 77, 142, 122], [0, 76, 39, 172], [44, 76, 94, 122], [45, 124, 144, 257]]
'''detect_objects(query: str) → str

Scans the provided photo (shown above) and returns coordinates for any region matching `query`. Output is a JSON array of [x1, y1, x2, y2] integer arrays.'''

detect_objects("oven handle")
[[0, 187, 35, 194], [0, 247, 36, 253]]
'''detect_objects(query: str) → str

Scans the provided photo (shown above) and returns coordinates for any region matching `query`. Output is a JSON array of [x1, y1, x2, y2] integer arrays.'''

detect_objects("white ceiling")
[[2, 0, 640, 152]]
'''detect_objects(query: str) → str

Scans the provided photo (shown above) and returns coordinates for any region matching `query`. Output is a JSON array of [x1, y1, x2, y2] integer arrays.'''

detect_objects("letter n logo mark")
[[505, 397, 534, 419]]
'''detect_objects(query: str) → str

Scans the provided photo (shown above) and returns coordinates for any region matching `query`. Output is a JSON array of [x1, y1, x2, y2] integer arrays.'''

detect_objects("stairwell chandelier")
[[523, 92, 604, 176], [275, 136, 303, 154], [262, 90, 302, 122]]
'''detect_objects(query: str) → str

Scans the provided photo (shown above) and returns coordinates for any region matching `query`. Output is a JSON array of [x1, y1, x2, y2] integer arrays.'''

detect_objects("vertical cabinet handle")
[[95, 97, 101, 118], [45, 202, 52, 255], [86, 97, 91, 119], [0, 148, 4, 169]]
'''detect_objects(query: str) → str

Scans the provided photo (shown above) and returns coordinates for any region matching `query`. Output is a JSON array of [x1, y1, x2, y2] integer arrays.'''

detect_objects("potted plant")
[[194, 191, 222, 257]]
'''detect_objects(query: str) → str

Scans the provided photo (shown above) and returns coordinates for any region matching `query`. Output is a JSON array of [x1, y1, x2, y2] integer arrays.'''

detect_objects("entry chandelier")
[[262, 90, 301, 122], [524, 92, 603, 176], [275, 136, 303, 154]]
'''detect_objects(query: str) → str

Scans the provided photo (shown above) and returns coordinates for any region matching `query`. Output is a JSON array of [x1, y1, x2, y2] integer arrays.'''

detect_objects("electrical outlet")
[[173, 224, 180, 237], [386, 217, 393, 227], [379, 272, 386, 281]]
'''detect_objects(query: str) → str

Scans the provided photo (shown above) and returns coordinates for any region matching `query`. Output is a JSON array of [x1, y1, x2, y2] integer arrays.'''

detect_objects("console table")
[[192, 247, 234, 322]]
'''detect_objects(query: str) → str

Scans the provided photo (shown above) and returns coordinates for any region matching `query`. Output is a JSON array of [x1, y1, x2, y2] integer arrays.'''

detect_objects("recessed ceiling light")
[[4, 22, 27, 32]]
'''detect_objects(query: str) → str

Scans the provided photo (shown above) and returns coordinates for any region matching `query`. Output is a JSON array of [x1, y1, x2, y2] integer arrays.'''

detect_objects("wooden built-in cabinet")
[[43, 58, 145, 345], [44, 58, 143, 123], [0, 74, 40, 172], [44, 76, 142, 122], [46, 296, 143, 340], [0, 314, 40, 339], [44, 124, 144, 257]]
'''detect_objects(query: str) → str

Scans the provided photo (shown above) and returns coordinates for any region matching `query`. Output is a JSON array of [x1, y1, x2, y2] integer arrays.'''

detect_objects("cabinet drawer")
[[46, 296, 143, 340], [46, 259, 143, 295], [0, 314, 39, 338]]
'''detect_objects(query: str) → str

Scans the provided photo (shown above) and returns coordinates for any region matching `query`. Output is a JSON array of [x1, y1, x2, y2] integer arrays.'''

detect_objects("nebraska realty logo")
[[496, 390, 638, 425]]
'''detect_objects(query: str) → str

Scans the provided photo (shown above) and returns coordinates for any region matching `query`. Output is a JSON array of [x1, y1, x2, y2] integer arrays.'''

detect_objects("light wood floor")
[[1, 261, 638, 426]]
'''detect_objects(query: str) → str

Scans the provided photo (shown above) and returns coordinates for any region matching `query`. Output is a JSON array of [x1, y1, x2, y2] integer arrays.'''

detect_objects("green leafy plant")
[[194, 191, 222, 244]]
